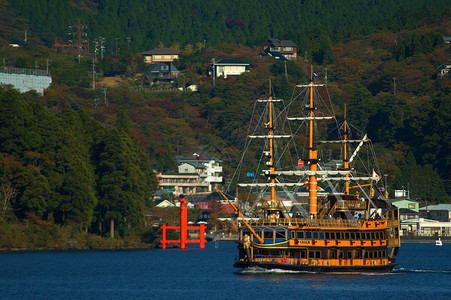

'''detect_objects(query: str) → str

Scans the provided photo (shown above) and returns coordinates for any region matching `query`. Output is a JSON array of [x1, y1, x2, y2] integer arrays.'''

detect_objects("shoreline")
[[2, 237, 448, 252], [400, 236, 449, 243], [0, 244, 157, 253]]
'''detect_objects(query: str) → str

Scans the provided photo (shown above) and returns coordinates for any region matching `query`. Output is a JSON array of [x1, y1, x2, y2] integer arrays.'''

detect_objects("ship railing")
[[247, 218, 363, 228]]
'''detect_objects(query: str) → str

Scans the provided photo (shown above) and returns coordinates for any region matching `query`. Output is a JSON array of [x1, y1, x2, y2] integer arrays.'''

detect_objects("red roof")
[[195, 202, 235, 214]]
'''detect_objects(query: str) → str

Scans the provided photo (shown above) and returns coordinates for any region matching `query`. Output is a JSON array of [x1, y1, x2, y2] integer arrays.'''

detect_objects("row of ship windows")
[[247, 230, 386, 241], [301, 249, 387, 259], [255, 249, 388, 260], [290, 230, 387, 240]]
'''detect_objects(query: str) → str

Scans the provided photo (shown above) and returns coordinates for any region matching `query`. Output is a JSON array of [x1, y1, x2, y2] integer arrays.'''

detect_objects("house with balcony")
[[144, 62, 179, 80], [156, 151, 223, 197], [156, 171, 209, 196], [141, 48, 180, 64], [262, 38, 298, 61], [178, 151, 223, 190]]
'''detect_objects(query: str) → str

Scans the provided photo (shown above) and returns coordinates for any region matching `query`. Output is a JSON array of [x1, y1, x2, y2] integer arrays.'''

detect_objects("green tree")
[[14, 165, 50, 217], [394, 152, 448, 203]]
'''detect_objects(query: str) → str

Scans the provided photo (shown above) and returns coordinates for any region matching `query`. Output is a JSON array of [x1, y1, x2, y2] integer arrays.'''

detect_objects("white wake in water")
[[235, 267, 396, 276]]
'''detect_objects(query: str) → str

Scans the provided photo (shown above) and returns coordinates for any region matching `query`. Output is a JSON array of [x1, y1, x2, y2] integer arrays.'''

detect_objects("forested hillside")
[[3, 0, 451, 58], [0, 88, 158, 237], [0, 0, 450, 245]]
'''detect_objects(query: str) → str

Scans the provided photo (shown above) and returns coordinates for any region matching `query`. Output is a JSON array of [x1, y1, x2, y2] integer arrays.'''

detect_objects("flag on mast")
[[372, 170, 381, 182]]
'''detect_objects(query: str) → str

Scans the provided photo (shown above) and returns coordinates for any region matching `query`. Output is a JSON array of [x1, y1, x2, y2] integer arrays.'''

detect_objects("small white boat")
[[435, 238, 443, 246]]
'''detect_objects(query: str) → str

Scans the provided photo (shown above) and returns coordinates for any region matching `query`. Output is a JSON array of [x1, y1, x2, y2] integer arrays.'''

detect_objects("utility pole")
[[126, 37, 131, 49], [115, 37, 119, 55], [211, 58, 216, 86], [92, 60, 96, 90], [284, 61, 288, 80], [99, 37, 105, 61], [325, 67, 328, 84], [102, 87, 108, 106], [93, 40, 99, 62], [46, 59, 50, 74], [78, 47, 82, 64]]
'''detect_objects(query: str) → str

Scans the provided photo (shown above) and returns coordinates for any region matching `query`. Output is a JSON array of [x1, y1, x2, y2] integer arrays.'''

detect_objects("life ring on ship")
[[283, 256, 287, 263], [372, 261, 377, 266], [313, 260, 318, 266]]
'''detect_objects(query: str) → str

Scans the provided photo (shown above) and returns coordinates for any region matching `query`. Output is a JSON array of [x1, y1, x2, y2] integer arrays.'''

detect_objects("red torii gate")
[[160, 195, 206, 249]]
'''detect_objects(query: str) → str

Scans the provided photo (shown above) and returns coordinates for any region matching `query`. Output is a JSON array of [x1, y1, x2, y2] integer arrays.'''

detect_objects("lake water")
[[1, 242, 450, 299]]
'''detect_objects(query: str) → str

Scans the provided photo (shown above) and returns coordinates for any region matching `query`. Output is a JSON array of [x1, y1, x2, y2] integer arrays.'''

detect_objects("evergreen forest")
[[0, 0, 450, 248]]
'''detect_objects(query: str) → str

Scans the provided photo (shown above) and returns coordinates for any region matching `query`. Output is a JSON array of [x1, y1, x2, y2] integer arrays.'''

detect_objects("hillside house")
[[390, 198, 419, 213], [144, 62, 180, 79], [419, 204, 451, 222], [178, 151, 223, 189], [210, 59, 250, 78], [262, 38, 298, 61], [436, 64, 451, 78], [141, 48, 180, 64], [156, 151, 223, 196]]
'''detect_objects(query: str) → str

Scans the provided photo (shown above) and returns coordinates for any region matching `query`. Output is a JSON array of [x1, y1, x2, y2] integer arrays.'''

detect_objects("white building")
[[211, 59, 249, 78], [0, 67, 52, 95], [178, 151, 223, 191], [156, 151, 223, 196]]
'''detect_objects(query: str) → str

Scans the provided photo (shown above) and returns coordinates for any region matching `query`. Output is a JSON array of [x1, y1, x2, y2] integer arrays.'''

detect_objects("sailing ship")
[[221, 68, 401, 273]]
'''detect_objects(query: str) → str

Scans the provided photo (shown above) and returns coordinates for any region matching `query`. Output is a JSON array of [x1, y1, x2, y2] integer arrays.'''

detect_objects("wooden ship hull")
[[233, 200, 400, 272]]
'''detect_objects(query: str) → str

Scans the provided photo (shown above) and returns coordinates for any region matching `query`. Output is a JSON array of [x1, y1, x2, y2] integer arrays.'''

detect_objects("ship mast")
[[268, 81, 277, 208], [307, 66, 318, 219], [343, 104, 350, 195]]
